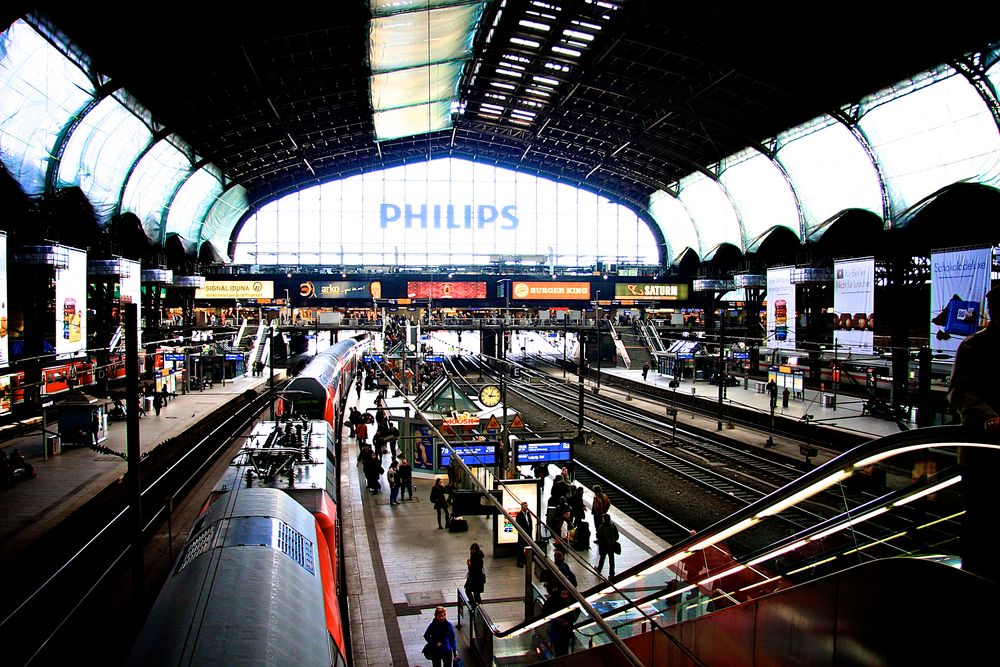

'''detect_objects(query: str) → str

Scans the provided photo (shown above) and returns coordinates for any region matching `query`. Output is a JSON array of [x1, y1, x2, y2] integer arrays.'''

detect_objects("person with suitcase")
[[431, 477, 451, 529]]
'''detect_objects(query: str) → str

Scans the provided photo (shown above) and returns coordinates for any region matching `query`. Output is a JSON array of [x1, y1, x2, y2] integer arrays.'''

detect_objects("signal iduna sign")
[[196, 280, 274, 299]]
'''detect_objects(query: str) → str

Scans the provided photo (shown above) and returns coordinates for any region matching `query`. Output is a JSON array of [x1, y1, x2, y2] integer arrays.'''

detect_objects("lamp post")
[[595, 291, 602, 392]]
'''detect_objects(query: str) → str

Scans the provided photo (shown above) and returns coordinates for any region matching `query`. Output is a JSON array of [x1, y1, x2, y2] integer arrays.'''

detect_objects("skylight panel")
[[368, 1, 485, 141], [563, 28, 595, 41], [371, 62, 464, 111], [552, 45, 582, 57], [373, 101, 453, 141], [511, 37, 542, 48], [519, 20, 552, 31]]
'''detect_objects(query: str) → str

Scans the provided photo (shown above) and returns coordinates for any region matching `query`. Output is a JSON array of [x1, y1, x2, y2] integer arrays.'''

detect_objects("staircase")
[[615, 324, 653, 369]]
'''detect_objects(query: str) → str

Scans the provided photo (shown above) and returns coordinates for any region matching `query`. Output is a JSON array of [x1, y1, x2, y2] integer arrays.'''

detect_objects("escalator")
[[468, 425, 998, 665]]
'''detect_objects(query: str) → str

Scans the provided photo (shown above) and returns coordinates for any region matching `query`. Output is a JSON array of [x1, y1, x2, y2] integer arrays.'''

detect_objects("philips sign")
[[380, 203, 518, 230]]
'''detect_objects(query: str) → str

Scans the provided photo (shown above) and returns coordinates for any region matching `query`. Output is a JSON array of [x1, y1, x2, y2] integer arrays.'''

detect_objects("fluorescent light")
[[893, 476, 961, 506], [690, 518, 758, 552], [756, 470, 851, 518], [510, 37, 541, 48]]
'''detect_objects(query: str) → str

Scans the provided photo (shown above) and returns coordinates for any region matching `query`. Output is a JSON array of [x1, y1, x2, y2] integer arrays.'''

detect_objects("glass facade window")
[[675, 173, 743, 257], [647, 190, 699, 261], [234, 158, 657, 267], [120, 138, 193, 243]]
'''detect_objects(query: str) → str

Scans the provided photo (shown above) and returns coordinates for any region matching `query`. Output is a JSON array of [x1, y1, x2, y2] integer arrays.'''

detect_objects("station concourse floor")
[[342, 383, 673, 667]]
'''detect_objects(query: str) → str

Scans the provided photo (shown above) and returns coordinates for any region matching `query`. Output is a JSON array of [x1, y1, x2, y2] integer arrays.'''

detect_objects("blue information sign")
[[225, 353, 244, 361], [515, 440, 572, 464], [363, 354, 384, 363], [164, 353, 185, 362], [424, 355, 445, 362], [731, 351, 749, 359], [439, 443, 497, 467]]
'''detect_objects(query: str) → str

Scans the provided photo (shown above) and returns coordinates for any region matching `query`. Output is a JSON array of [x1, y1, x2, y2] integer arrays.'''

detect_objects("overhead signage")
[[439, 443, 497, 467], [195, 280, 274, 299], [363, 354, 384, 363], [408, 282, 487, 299], [225, 353, 244, 361], [443, 413, 480, 427], [299, 280, 382, 300], [164, 353, 185, 362], [930, 247, 991, 355], [614, 283, 688, 300], [511, 281, 591, 300], [381, 203, 518, 230], [425, 355, 445, 362], [731, 351, 749, 360], [515, 439, 573, 464]]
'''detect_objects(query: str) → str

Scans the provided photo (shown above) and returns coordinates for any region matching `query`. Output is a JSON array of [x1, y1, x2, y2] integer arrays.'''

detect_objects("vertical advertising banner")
[[55, 246, 88, 358], [931, 247, 992, 355], [120, 258, 142, 343], [0, 232, 8, 368], [834, 258, 875, 353], [766, 267, 796, 350]]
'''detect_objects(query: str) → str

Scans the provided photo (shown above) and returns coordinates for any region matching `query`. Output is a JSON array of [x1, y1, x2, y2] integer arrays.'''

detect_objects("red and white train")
[[128, 337, 366, 666]]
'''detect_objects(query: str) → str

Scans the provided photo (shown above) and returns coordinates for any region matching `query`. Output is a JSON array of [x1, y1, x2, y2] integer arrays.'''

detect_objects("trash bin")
[[144, 396, 153, 413], [822, 393, 836, 408], [46, 434, 61, 456]]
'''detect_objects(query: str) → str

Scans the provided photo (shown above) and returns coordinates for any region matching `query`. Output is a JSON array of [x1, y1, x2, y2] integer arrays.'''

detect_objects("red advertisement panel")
[[407, 282, 487, 299]]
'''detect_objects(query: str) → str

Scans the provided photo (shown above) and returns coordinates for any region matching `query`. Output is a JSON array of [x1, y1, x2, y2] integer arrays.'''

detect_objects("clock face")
[[479, 384, 502, 407]]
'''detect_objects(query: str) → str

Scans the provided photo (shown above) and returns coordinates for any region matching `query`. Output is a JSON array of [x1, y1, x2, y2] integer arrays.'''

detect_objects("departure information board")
[[439, 443, 497, 467], [514, 439, 572, 464]]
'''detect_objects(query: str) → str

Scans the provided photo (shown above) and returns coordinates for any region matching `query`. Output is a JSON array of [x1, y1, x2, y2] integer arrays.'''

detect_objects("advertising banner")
[[511, 281, 590, 300], [496, 478, 540, 546], [931, 247, 992, 355], [413, 424, 435, 470], [407, 281, 487, 299], [0, 232, 7, 368], [833, 258, 875, 353], [120, 258, 141, 344], [299, 280, 381, 299], [766, 267, 795, 350], [614, 283, 689, 300], [56, 246, 87, 358], [195, 280, 274, 299]]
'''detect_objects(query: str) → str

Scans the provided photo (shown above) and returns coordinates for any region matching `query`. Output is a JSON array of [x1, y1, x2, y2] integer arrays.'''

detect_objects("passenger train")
[[128, 338, 367, 666]]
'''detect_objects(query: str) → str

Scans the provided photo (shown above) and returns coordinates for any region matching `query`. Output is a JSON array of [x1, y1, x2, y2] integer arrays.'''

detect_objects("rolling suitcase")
[[449, 517, 469, 533]]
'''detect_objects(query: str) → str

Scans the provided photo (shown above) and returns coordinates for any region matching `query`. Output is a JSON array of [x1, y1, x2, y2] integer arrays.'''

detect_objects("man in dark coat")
[[515, 501, 533, 567]]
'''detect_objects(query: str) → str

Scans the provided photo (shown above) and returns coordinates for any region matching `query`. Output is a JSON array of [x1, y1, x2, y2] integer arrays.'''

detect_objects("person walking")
[[431, 477, 451, 529], [642, 361, 650, 381], [387, 460, 400, 505], [355, 376, 362, 401], [355, 419, 368, 446], [397, 457, 413, 501], [515, 501, 533, 567], [422, 606, 458, 667], [596, 514, 620, 578], [464, 542, 486, 608], [591, 484, 611, 528], [152, 391, 163, 416]]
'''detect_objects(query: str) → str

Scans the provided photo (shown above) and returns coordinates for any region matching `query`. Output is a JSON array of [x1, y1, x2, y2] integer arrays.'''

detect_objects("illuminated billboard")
[[407, 282, 487, 299], [120, 258, 141, 343], [195, 280, 274, 299], [766, 267, 796, 350], [56, 246, 87, 358], [0, 232, 7, 367], [931, 247, 992, 355], [299, 280, 382, 299], [834, 258, 874, 353], [614, 283, 688, 300], [511, 281, 590, 300]]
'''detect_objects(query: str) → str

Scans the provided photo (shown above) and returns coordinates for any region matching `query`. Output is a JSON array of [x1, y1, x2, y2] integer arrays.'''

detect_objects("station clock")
[[479, 384, 502, 407]]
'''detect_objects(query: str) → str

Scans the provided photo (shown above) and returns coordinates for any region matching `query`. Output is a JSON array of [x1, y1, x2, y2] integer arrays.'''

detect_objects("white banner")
[[55, 246, 88, 358], [120, 258, 141, 343], [931, 247, 992, 355], [834, 258, 875, 353], [0, 232, 7, 368], [767, 267, 796, 350]]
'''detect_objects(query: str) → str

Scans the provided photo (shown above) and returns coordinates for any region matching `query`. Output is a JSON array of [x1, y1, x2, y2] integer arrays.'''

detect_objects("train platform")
[[341, 383, 672, 667], [0, 372, 278, 571], [533, 363, 912, 468]]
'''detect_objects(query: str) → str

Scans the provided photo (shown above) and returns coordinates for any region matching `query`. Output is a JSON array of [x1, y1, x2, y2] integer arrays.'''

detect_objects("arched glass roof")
[[649, 58, 1000, 257]]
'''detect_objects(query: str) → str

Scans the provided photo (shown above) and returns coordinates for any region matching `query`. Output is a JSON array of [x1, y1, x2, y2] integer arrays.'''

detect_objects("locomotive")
[[128, 338, 366, 666]]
